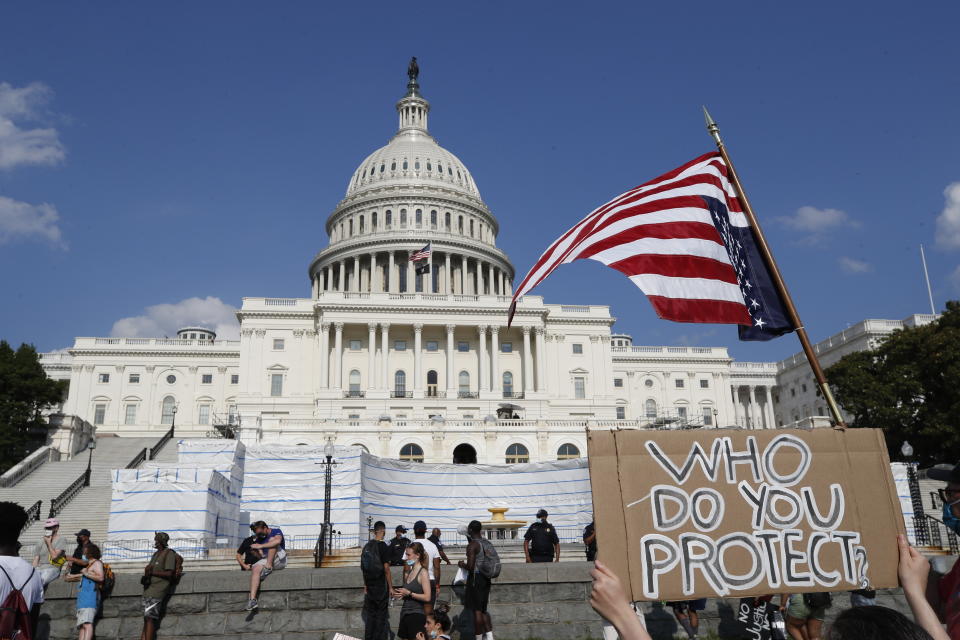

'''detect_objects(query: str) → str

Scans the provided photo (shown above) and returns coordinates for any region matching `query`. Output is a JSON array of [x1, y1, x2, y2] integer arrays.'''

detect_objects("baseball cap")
[[154, 531, 170, 545], [413, 520, 427, 531], [395, 525, 408, 533], [75, 529, 91, 537], [536, 509, 548, 518], [928, 463, 960, 484], [44, 518, 59, 528]]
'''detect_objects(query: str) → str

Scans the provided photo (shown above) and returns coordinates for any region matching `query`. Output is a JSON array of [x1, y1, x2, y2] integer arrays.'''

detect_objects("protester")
[[459, 520, 494, 640], [784, 592, 831, 640], [388, 525, 411, 566], [523, 509, 559, 563], [394, 542, 432, 640], [32, 517, 67, 587], [417, 603, 452, 640], [897, 533, 950, 640], [588, 560, 651, 640], [141, 532, 178, 640], [924, 461, 960, 637], [667, 599, 706, 639], [583, 520, 597, 562], [246, 520, 286, 610], [361, 521, 394, 640], [76, 543, 103, 640], [66, 528, 92, 579], [412, 520, 441, 611], [236, 524, 263, 571], [826, 605, 935, 640], [428, 528, 451, 565], [0, 502, 44, 639]]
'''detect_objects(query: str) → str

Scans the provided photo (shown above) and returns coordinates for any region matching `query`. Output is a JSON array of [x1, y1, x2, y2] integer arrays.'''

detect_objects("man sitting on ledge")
[[245, 520, 286, 611]]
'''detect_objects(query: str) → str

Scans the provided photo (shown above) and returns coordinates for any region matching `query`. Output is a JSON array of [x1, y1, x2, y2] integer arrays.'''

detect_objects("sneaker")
[[260, 567, 273, 578], [245, 598, 258, 611]]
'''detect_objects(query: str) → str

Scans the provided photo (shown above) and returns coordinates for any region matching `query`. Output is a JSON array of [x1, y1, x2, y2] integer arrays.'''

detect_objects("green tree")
[[827, 301, 960, 466], [0, 341, 67, 473]]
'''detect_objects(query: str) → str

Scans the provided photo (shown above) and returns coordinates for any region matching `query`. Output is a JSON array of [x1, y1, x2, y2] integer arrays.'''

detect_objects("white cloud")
[[838, 257, 873, 274], [0, 82, 65, 170], [111, 297, 240, 340], [0, 195, 64, 247], [935, 182, 960, 250], [776, 206, 859, 245]]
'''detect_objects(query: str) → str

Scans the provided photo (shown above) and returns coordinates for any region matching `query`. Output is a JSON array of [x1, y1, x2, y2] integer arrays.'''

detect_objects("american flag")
[[509, 152, 793, 341], [410, 243, 431, 262]]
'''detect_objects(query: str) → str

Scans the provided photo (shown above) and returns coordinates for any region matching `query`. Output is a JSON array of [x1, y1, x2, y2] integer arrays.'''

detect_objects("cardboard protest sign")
[[588, 428, 904, 602]]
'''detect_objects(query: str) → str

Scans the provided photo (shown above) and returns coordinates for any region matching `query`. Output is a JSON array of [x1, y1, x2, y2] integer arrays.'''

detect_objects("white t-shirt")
[[415, 537, 439, 580], [0, 555, 44, 610]]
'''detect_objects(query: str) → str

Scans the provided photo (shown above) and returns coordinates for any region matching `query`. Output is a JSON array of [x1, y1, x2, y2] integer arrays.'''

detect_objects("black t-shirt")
[[387, 536, 410, 566], [362, 539, 392, 589], [427, 534, 443, 550], [237, 535, 261, 566], [583, 522, 597, 561], [68, 543, 85, 575], [524, 521, 559, 556]]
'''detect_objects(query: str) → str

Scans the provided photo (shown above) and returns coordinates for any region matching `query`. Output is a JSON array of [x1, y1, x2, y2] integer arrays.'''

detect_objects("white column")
[[380, 323, 390, 389], [370, 253, 378, 292], [353, 256, 360, 292], [461, 255, 467, 295], [477, 325, 488, 392], [488, 263, 495, 295], [319, 322, 330, 389], [522, 326, 533, 393], [387, 251, 395, 293], [413, 324, 423, 395], [406, 252, 414, 293], [748, 386, 757, 429], [445, 324, 456, 395], [490, 326, 500, 393], [445, 253, 452, 294], [534, 327, 546, 392], [338, 261, 345, 291], [367, 323, 377, 389], [764, 386, 775, 428], [333, 323, 344, 390]]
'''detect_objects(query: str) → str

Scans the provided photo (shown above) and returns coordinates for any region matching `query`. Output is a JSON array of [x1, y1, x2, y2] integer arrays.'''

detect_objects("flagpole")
[[703, 107, 846, 428]]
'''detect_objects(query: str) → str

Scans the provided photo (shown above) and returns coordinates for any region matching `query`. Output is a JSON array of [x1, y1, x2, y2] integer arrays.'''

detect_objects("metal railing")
[[23, 500, 41, 534], [48, 469, 89, 518], [126, 448, 148, 469], [314, 527, 327, 568], [458, 391, 479, 399], [502, 392, 525, 399], [425, 390, 446, 398], [391, 391, 413, 398], [344, 391, 366, 398], [149, 425, 175, 459], [920, 514, 960, 554]]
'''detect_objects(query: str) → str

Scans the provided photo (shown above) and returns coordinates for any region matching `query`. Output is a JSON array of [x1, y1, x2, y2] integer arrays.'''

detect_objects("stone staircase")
[[1, 435, 178, 558]]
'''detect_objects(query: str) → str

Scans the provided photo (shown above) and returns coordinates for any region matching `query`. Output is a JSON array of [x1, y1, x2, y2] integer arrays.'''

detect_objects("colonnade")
[[317, 322, 544, 397], [731, 384, 776, 429], [313, 250, 511, 297]]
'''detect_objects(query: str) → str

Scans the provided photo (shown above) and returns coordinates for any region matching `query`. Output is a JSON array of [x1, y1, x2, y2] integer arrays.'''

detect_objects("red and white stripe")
[[410, 247, 431, 262], [510, 152, 752, 325]]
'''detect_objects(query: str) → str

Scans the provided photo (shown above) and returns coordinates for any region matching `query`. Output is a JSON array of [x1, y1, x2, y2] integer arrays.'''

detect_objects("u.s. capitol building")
[[45, 68, 920, 465]]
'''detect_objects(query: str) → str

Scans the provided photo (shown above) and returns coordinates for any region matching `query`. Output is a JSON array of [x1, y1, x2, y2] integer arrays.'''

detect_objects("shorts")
[[253, 548, 287, 577], [464, 573, 491, 613], [143, 597, 164, 620], [668, 599, 707, 613], [39, 567, 62, 586], [398, 612, 427, 640], [786, 596, 826, 621], [76, 607, 96, 627]]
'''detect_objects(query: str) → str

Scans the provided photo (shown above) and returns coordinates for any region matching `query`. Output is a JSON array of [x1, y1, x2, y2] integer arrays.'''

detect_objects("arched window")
[[505, 443, 529, 464], [557, 443, 581, 460], [394, 370, 406, 396], [426, 370, 438, 397], [458, 216, 463, 233], [645, 399, 657, 418], [386, 210, 392, 228], [379, 164, 384, 174], [161, 396, 176, 425], [349, 219, 354, 236], [359, 215, 364, 233], [349, 370, 361, 393], [469, 219, 474, 237], [503, 372, 513, 395], [391, 161, 396, 171], [445, 212, 451, 230], [352, 443, 370, 453], [402, 159, 408, 170], [416, 209, 422, 228], [414, 160, 420, 170], [372, 212, 378, 230], [458, 371, 470, 393], [430, 210, 437, 229], [438, 163, 443, 174], [400, 443, 424, 462], [427, 161, 432, 171], [400, 209, 407, 227]]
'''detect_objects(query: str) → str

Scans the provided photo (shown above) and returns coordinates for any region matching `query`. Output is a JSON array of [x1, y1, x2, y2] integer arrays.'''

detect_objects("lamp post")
[[83, 439, 97, 487], [322, 441, 337, 557], [171, 404, 178, 436], [901, 440, 927, 546], [713, 409, 719, 428]]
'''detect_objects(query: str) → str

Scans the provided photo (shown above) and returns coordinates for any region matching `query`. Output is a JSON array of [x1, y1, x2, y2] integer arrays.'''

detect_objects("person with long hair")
[[393, 542, 432, 640], [76, 543, 103, 640]]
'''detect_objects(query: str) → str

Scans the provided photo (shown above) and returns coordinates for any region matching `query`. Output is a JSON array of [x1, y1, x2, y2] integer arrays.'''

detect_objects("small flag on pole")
[[410, 243, 432, 262], [508, 152, 792, 341]]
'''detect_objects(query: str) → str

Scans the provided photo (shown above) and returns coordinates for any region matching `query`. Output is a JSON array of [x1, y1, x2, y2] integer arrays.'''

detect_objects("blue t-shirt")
[[76, 561, 99, 609], [258, 527, 285, 550]]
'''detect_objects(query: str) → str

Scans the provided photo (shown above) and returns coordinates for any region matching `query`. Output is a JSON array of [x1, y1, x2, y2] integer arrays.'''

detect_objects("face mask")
[[405, 558, 416, 566], [943, 501, 960, 535], [44, 530, 53, 537], [429, 631, 438, 638], [538, 518, 545, 524], [76, 537, 84, 544]]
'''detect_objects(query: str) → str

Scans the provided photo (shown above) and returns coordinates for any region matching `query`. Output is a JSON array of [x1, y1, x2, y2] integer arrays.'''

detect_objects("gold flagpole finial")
[[703, 106, 723, 147]]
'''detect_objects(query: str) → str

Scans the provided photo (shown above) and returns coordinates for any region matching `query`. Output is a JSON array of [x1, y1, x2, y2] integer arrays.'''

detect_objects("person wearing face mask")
[[922, 462, 960, 639], [32, 518, 67, 587], [393, 542, 432, 640], [523, 509, 559, 563], [66, 529, 92, 580], [416, 605, 452, 640]]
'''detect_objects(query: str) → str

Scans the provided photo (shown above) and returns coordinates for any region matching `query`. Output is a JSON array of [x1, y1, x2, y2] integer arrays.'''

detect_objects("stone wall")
[[37, 562, 912, 640]]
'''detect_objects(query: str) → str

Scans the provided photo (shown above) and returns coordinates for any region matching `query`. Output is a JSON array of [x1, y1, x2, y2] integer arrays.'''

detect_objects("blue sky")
[[1, 2, 958, 363]]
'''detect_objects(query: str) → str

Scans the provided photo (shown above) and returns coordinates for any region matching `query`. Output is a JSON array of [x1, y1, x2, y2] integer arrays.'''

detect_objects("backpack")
[[475, 538, 501, 579], [98, 562, 116, 597], [166, 549, 184, 584], [802, 592, 832, 609], [360, 540, 385, 582], [0, 565, 35, 640]]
